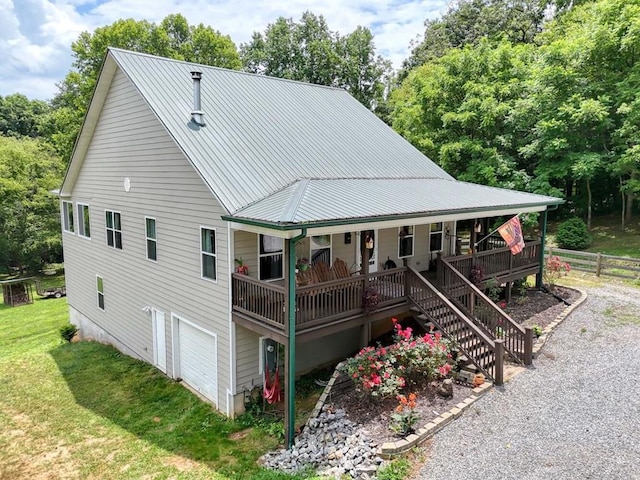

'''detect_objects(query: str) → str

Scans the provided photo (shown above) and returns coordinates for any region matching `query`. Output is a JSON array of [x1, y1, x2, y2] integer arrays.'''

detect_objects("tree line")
[[0, 0, 636, 272]]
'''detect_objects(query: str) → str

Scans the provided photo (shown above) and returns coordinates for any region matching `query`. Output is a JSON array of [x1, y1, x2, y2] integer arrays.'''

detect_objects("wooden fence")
[[546, 247, 640, 280]]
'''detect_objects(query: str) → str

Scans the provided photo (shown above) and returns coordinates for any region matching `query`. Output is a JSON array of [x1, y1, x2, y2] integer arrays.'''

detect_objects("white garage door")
[[176, 318, 217, 405]]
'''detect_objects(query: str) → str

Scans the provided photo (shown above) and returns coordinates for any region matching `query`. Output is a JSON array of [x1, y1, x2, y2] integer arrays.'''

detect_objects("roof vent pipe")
[[190, 71, 205, 126]]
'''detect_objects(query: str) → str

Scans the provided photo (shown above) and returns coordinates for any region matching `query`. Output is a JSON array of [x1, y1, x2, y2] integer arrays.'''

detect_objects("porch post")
[[536, 209, 548, 289], [285, 229, 306, 449], [361, 232, 371, 347]]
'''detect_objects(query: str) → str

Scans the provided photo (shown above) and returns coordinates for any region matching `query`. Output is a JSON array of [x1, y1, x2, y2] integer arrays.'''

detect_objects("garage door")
[[176, 318, 217, 405]]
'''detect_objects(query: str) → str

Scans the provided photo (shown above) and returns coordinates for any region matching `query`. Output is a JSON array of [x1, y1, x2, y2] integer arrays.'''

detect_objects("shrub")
[[339, 319, 452, 398], [543, 255, 570, 289], [555, 217, 591, 250], [390, 393, 420, 437], [59, 324, 78, 342]]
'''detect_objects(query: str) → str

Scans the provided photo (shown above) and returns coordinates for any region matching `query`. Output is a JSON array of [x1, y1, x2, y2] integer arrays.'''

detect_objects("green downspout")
[[287, 228, 307, 448], [536, 209, 548, 289]]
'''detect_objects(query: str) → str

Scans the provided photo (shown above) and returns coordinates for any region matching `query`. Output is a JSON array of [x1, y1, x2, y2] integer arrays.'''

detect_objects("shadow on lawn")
[[49, 341, 278, 477]]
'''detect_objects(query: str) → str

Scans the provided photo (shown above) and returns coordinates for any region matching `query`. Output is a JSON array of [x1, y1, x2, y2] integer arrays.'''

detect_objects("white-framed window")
[[62, 201, 74, 233], [259, 234, 283, 281], [77, 203, 91, 239], [398, 226, 414, 258], [201, 227, 217, 281], [105, 210, 122, 249], [310, 235, 332, 266], [96, 275, 105, 311], [145, 217, 157, 261], [430, 222, 444, 252]]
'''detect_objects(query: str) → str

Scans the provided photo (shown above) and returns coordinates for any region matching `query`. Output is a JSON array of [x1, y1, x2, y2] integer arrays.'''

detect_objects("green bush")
[[59, 324, 78, 342], [555, 217, 591, 250]]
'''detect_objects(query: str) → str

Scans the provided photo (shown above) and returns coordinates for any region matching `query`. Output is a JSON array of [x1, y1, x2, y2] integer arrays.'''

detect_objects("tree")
[[0, 136, 64, 273], [390, 41, 535, 190], [49, 14, 241, 163], [240, 11, 391, 110], [0, 94, 49, 138]]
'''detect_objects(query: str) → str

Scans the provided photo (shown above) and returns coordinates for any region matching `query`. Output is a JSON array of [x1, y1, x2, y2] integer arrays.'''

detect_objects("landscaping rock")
[[437, 378, 454, 397], [261, 405, 383, 479]]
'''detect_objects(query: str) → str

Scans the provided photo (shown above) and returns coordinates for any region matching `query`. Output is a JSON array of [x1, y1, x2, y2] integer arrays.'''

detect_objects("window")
[[105, 211, 122, 249], [398, 226, 414, 258], [259, 234, 283, 281], [62, 201, 74, 233], [310, 235, 331, 265], [146, 217, 157, 261], [96, 276, 104, 310], [77, 203, 90, 238], [430, 223, 443, 252], [201, 228, 217, 280]]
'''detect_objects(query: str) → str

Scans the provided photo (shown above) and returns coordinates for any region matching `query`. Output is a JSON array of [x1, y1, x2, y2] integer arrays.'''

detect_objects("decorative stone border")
[[532, 287, 588, 357], [306, 361, 345, 426], [378, 381, 493, 458]]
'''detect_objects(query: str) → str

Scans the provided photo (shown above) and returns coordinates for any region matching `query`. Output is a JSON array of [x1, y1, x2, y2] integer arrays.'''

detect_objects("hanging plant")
[[362, 286, 379, 313], [469, 264, 483, 286]]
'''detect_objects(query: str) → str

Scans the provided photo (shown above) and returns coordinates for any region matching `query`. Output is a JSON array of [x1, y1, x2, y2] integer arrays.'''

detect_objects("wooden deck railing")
[[406, 268, 503, 384], [444, 240, 541, 282], [232, 268, 408, 332], [232, 274, 286, 329], [439, 259, 533, 365]]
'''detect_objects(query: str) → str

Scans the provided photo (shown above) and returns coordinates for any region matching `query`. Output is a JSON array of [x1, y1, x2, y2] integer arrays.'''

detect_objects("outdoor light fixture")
[[474, 222, 482, 233]]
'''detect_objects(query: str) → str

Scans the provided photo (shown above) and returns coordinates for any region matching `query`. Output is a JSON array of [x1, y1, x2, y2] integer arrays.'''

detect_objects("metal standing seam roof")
[[232, 178, 562, 225], [107, 48, 455, 214]]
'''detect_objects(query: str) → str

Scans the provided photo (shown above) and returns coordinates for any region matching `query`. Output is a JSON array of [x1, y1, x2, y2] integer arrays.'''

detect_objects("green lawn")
[[0, 296, 318, 479], [548, 213, 640, 258]]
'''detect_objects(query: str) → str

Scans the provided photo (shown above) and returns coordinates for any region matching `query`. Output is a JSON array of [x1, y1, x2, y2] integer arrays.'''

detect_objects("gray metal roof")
[[108, 49, 455, 214], [232, 178, 562, 225]]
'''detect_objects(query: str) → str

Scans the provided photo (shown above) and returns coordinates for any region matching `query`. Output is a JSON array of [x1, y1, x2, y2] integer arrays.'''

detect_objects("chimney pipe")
[[190, 71, 205, 126]]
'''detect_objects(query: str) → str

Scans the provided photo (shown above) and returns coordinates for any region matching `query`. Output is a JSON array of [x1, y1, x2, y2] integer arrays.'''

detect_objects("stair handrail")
[[440, 257, 532, 365], [406, 267, 504, 384]]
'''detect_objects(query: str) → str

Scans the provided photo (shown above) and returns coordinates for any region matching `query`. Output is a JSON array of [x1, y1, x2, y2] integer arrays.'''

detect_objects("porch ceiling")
[[225, 178, 562, 235]]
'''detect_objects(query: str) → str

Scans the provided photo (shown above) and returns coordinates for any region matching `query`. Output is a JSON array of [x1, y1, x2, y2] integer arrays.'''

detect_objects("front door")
[[152, 309, 167, 373], [357, 229, 378, 273]]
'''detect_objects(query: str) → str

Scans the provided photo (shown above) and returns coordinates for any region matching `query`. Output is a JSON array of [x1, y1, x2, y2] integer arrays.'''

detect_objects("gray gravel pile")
[[261, 405, 384, 479], [419, 283, 640, 480]]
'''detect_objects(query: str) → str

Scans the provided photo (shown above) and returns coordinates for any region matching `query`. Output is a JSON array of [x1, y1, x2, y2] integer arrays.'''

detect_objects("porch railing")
[[232, 274, 286, 329], [444, 240, 541, 282], [406, 267, 503, 384], [439, 259, 533, 365], [232, 267, 408, 332]]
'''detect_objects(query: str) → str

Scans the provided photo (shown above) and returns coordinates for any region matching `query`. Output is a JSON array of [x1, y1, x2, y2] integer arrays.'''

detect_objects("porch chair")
[[312, 261, 332, 283], [332, 258, 350, 280]]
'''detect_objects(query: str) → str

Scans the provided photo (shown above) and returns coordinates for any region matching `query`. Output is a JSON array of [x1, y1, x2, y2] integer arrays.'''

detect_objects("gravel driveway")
[[419, 283, 640, 480]]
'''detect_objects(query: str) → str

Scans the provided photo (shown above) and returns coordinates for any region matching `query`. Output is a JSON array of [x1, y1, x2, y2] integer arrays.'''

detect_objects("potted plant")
[[234, 258, 249, 275], [295, 257, 310, 272]]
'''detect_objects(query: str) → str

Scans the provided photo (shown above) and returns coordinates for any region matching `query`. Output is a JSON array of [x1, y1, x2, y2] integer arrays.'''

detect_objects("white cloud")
[[0, 0, 447, 100]]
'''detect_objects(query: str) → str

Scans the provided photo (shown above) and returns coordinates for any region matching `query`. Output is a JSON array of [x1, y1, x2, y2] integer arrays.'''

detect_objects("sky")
[[0, 0, 448, 101]]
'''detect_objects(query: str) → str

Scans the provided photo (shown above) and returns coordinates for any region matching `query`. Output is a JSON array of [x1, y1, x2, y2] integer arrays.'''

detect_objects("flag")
[[497, 216, 525, 255]]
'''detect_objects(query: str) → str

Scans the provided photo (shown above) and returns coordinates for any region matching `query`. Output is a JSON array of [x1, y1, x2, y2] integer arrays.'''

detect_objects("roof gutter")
[[221, 200, 565, 232]]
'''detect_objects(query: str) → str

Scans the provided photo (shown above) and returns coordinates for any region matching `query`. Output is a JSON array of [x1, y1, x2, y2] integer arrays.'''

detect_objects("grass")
[[0, 295, 321, 479], [548, 213, 640, 258]]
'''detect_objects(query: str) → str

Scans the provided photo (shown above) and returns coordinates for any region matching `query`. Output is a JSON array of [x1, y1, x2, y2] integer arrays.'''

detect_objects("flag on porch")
[[497, 215, 525, 255]]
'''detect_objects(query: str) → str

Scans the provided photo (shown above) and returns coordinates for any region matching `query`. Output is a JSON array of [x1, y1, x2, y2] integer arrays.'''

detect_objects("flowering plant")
[[391, 393, 420, 437], [339, 318, 452, 399], [543, 255, 571, 290], [234, 258, 249, 275]]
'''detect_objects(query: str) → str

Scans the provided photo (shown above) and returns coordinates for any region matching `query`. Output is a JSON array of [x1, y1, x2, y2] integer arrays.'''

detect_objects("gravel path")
[[419, 283, 640, 480]]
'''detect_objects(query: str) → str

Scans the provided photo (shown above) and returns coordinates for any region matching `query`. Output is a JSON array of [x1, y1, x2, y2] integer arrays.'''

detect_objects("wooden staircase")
[[406, 267, 505, 384]]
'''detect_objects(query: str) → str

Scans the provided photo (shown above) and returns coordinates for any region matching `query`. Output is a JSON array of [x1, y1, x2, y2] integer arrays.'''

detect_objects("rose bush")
[[339, 318, 453, 399]]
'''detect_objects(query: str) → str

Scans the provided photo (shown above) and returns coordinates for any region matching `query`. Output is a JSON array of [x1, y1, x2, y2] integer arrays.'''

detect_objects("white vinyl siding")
[[145, 217, 157, 261], [62, 201, 74, 233], [96, 275, 104, 310], [201, 227, 217, 281], [77, 203, 90, 238], [60, 68, 230, 411], [105, 210, 122, 249]]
